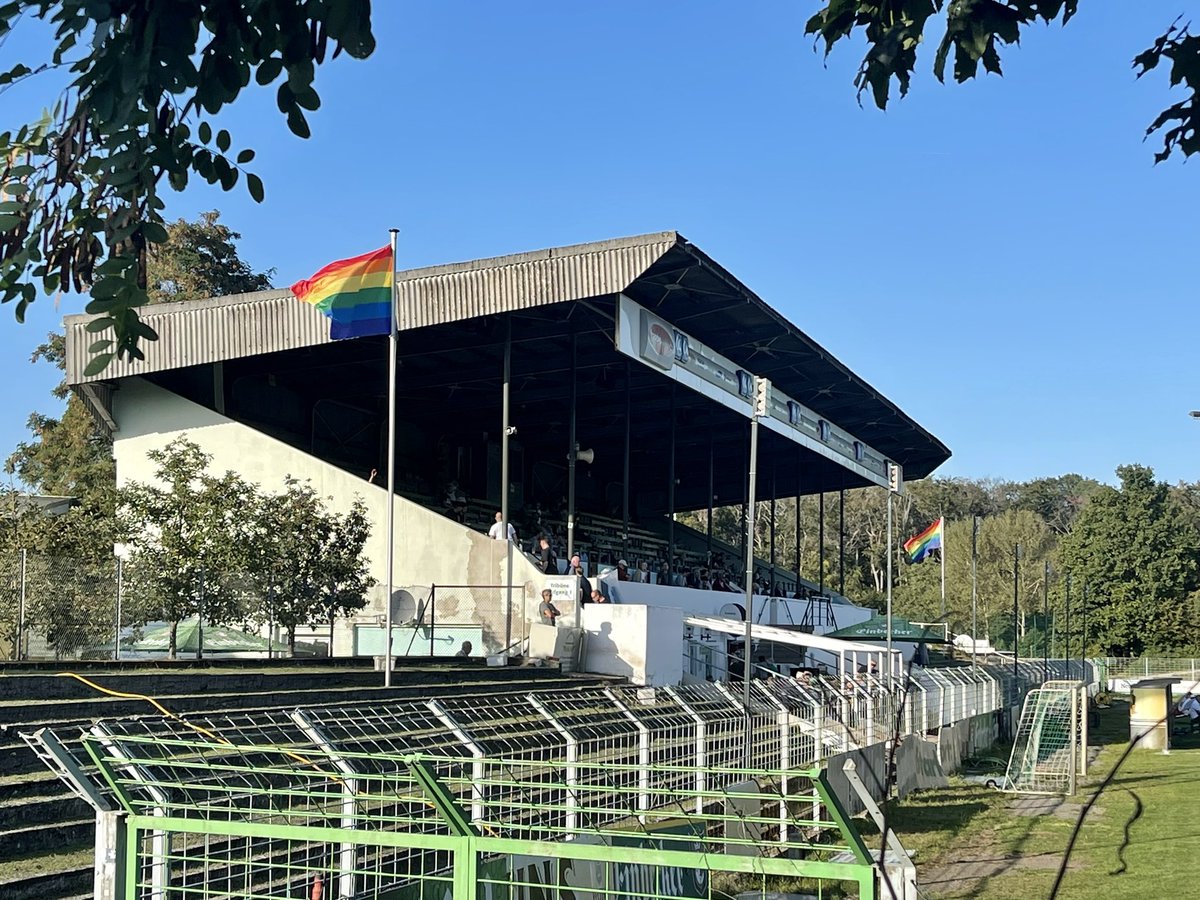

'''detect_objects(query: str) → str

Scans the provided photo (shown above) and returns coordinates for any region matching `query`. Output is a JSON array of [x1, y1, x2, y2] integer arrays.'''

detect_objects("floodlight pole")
[[743, 377, 769, 726], [567, 328, 577, 562], [501, 318, 513, 656], [970, 516, 979, 675], [1013, 543, 1021, 684], [742, 413, 760, 713], [1043, 560, 1050, 682], [886, 488, 893, 685], [886, 462, 901, 690]]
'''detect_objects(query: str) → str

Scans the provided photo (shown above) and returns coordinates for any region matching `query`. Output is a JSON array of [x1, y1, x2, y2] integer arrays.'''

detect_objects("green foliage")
[[1058, 464, 1200, 655], [5, 209, 271, 534], [116, 437, 373, 658], [147, 211, 274, 304], [0, 1, 376, 370], [804, 1, 1199, 164], [244, 477, 374, 655], [118, 437, 258, 656]]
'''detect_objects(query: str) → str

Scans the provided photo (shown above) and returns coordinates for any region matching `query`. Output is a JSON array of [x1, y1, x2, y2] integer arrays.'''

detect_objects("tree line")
[[1, 213, 372, 658], [683, 467, 1200, 657]]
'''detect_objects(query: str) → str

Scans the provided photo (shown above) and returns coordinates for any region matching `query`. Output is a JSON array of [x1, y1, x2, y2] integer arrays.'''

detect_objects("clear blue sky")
[[4, 3, 1199, 487]]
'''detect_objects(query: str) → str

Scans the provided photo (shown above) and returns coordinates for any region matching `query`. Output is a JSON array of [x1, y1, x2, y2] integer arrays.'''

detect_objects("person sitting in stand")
[[634, 560, 650, 584], [590, 588, 609, 604], [455, 640, 473, 658], [443, 481, 468, 523], [616, 559, 631, 582]]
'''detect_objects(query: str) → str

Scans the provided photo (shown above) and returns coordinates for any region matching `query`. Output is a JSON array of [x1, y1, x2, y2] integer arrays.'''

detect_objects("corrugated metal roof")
[[64, 232, 680, 386]]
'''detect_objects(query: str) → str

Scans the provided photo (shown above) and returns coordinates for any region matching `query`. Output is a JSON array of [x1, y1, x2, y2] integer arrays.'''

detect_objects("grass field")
[[873, 698, 1200, 899]]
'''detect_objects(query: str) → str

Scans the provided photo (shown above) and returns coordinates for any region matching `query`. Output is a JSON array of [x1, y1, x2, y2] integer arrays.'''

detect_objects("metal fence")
[[29, 682, 880, 900], [1101, 657, 1200, 681], [0, 550, 358, 662]]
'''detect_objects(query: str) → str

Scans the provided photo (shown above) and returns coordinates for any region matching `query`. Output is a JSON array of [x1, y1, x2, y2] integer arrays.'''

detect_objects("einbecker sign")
[[615, 295, 893, 489]]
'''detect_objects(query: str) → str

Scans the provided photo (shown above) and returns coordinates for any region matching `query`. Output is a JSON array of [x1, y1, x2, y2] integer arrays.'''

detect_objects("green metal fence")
[[85, 730, 878, 899]]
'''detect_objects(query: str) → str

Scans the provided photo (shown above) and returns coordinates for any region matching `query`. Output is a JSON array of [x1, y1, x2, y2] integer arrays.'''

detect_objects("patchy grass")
[[0, 845, 94, 883], [881, 699, 1200, 899]]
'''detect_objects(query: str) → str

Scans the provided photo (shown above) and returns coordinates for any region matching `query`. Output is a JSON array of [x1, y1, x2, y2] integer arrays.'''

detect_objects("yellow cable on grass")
[[54, 671, 479, 828], [55, 671, 342, 778]]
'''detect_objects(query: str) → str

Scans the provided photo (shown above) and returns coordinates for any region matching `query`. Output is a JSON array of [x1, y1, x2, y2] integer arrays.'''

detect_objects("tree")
[[246, 478, 373, 656], [6, 333, 116, 507], [119, 437, 256, 657], [147, 211, 274, 304], [1058, 464, 1200, 655], [0, 1, 376, 372], [1007, 473, 1102, 535], [805, 2, 1200, 163], [6, 209, 272, 525]]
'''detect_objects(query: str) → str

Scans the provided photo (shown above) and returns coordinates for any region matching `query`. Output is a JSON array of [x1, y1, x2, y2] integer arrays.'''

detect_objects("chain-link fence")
[[0, 550, 324, 662], [427, 583, 527, 657]]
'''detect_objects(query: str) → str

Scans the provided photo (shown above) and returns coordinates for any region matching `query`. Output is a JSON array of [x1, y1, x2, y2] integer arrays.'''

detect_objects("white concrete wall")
[[580, 603, 683, 686], [112, 378, 543, 655], [601, 578, 873, 635]]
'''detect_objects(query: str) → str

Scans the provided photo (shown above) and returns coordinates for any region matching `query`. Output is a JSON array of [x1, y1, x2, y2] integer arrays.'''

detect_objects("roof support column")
[[743, 402, 761, 720], [567, 327, 577, 562], [795, 445, 802, 590], [818, 491, 825, 596], [502, 318, 513, 654], [667, 382, 676, 568], [706, 421, 714, 558], [839, 486, 846, 597], [622, 361, 631, 560], [769, 465, 777, 629]]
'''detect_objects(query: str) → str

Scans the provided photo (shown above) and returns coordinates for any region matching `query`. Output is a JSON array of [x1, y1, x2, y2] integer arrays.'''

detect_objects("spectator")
[[455, 641, 473, 658], [616, 559, 630, 582], [443, 481, 467, 523], [539, 589, 560, 626], [590, 588, 608, 604], [487, 511, 516, 542], [634, 561, 650, 584], [537, 536, 557, 575], [570, 556, 591, 604]]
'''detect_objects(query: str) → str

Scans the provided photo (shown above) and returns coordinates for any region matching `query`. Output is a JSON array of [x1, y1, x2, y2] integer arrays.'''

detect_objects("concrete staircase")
[[0, 660, 612, 900]]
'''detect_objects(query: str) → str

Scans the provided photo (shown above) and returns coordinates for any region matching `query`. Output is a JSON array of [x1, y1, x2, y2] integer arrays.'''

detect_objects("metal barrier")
[[30, 682, 880, 900]]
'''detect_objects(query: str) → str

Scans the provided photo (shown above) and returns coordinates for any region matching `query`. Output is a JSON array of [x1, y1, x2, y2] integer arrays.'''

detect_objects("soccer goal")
[[1000, 680, 1088, 795]]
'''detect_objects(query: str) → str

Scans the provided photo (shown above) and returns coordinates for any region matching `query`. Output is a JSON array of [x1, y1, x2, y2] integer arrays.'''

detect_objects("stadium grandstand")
[[64, 231, 949, 668]]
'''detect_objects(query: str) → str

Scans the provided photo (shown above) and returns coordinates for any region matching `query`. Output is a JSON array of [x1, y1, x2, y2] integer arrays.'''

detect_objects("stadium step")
[[0, 860, 93, 900], [0, 818, 93, 859]]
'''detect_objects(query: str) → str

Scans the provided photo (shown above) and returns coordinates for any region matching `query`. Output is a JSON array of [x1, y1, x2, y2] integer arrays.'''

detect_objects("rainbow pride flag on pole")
[[290, 245, 394, 339], [904, 517, 943, 564]]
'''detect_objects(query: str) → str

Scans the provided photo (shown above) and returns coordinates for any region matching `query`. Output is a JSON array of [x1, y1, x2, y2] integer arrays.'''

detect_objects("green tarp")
[[825, 614, 949, 644]]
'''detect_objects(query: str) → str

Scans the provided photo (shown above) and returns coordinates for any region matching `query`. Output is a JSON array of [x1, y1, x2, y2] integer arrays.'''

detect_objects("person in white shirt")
[[487, 511, 516, 542]]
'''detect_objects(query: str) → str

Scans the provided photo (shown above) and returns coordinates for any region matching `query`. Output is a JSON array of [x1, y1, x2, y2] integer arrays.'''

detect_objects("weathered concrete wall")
[[581, 604, 683, 686], [113, 379, 543, 655]]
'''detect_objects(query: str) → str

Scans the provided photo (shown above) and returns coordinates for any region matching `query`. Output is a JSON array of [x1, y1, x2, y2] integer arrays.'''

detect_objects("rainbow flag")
[[904, 517, 943, 564], [290, 245, 393, 339]]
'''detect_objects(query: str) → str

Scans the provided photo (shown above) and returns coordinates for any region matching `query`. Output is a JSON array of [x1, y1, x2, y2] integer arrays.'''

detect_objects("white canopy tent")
[[684, 614, 902, 681]]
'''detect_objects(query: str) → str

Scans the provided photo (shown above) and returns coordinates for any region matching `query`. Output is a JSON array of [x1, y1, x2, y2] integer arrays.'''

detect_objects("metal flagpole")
[[383, 229, 399, 687], [939, 516, 946, 617]]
